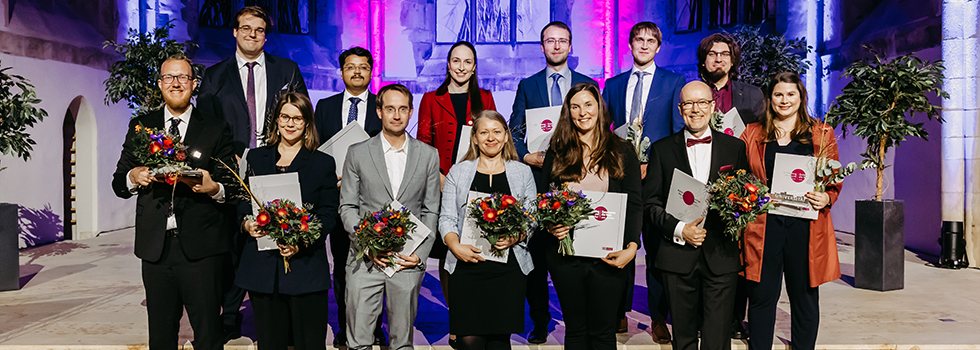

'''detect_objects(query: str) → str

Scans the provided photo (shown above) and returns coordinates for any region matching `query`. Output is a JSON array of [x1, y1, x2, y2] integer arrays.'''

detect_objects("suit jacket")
[[644, 130, 748, 276], [730, 80, 765, 125], [417, 89, 497, 174], [235, 146, 339, 295], [339, 135, 442, 267], [111, 108, 238, 262], [509, 69, 598, 159], [539, 139, 643, 250], [740, 123, 842, 287], [602, 66, 686, 156], [198, 52, 309, 155], [438, 159, 537, 275], [314, 91, 383, 144]]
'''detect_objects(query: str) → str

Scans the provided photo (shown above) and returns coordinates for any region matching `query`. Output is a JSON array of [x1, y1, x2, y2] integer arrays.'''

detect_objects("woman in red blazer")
[[739, 72, 841, 350], [417, 40, 497, 176]]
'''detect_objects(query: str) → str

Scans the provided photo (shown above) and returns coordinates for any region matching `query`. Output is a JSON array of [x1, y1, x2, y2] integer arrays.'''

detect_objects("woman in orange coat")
[[739, 72, 841, 350]]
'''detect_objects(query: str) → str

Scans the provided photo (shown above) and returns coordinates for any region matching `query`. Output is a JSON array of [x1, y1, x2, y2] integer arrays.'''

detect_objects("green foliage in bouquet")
[[727, 25, 811, 89], [625, 118, 651, 163], [708, 169, 774, 240], [249, 199, 322, 248], [533, 184, 596, 255], [467, 193, 533, 257], [0, 62, 48, 172], [130, 123, 189, 179], [354, 204, 417, 266], [708, 111, 725, 133]]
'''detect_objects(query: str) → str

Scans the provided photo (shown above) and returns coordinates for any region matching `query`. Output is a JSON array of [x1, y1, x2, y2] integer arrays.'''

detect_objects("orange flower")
[[750, 194, 757, 201], [300, 221, 309, 231], [744, 183, 759, 193], [277, 208, 288, 217], [149, 142, 163, 154]]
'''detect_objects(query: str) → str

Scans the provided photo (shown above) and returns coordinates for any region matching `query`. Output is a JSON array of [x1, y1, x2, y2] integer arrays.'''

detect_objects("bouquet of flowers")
[[625, 117, 651, 162], [466, 193, 534, 257], [707, 168, 774, 240], [353, 204, 418, 266], [246, 199, 322, 272], [533, 184, 595, 255], [131, 123, 191, 183], [708, 111, 726, 134]]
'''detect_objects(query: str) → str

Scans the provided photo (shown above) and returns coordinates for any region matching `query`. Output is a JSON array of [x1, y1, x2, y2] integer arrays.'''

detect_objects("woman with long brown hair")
[[541, 82, 642, 350], [739, 72, 841, 350]]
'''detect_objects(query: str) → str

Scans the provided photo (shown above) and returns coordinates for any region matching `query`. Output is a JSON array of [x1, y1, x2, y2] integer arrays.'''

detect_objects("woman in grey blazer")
[[439, 111, 537, 350]]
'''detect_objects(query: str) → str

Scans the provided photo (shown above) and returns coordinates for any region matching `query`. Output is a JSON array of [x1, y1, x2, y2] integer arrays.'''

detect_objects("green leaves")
[[727, 25, 812, 89], [0, 63, 48, 166]]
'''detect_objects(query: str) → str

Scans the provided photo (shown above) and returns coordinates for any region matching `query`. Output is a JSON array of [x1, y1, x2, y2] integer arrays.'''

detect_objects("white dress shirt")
[[545, 65, 572, 101], [236, 52, 267, 146], [381, 134, 408, 198], [342, 89, 370, 128], [672, 128, 712, 245], [624, 64, 657, 124]]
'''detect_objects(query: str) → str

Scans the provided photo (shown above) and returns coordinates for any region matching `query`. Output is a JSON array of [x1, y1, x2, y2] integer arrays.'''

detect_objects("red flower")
[[501, 195, 516, 208], [552, 201, 561, 210], [300, 221, 309, 231], [256, 211, 271, 226], [149, 142, 163, 154], [395, 226, 404, 237], [479, 201, 489, 210], [301, 215, 310, 223], [483, 209, 497, 222], [373, 222, 386, 232], [292, 207, 302, 213], [175, 151, 186, 161], [165, 173, 177, 185], [744, 183, 759, 194], [162, 138, 174, 148], [538, 199, 548, 209], [280, 223, 289, 230], [277, 208, 288, 217]]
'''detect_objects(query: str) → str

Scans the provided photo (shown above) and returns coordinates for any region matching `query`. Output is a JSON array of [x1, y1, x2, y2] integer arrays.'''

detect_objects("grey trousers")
[[345, 259, 424, 350]]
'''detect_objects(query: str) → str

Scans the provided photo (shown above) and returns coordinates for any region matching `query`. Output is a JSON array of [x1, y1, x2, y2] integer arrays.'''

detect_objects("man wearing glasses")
[[507, 20, 597, 344], [643, 81, 748, 350], [196, 5, 308, 343], [313, 46, 387, 347]]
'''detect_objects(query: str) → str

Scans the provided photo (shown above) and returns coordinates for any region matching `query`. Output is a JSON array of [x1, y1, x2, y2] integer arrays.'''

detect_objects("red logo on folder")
[[541, 119, 553, 132], [594, 206, 608, 221], [683, 191, 696, 205], [724, 128, 734, 136], [791, 169, 806, 183]]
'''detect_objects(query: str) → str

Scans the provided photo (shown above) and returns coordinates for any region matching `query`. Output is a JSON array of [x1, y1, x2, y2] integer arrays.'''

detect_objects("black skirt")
[[448, 249, 527, 335]]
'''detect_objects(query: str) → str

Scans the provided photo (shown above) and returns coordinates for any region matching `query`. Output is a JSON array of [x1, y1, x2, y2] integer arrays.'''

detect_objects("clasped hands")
[[128, 166, 220, 196], [546, 224, 638, 269], [243, 220, 298, 258], [370, 250, 421, 271], [448, 232, 524, 263]]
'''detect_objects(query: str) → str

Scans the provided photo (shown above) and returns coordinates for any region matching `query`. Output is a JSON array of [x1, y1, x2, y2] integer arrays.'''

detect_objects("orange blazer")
[[417, 89, 497, 174], [740, 122, 842, 287]]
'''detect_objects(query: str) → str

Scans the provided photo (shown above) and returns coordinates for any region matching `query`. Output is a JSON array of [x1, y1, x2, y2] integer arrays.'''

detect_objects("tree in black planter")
[[103, 22, 204, 117], [727, 25, 811, 89], [826, 49, 948, 291]]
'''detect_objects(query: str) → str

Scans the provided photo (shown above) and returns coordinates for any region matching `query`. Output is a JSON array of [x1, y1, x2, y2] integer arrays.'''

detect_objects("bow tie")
[[686, 136, 712, 147]]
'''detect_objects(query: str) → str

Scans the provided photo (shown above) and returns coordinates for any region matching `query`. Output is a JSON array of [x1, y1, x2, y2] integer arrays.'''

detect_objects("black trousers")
[[330, 228, 384, 338], [141, 235, 224, 350], [643, 235, 670, 320], [525, 231, 552, 331], [662, 254, 738, 350], [250, 289, 330, 350], [547, 250, 626, 350], [747, 218, 820, 350], [221, 231, 246, 332]]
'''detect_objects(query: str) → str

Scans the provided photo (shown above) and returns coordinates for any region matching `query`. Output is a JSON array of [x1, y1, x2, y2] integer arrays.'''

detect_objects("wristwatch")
[[415, 260, 426, 271]]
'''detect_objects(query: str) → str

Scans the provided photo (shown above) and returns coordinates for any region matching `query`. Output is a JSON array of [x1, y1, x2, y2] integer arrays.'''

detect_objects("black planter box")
[[854, 200, 904, 291], [0, 203, 18, 291]]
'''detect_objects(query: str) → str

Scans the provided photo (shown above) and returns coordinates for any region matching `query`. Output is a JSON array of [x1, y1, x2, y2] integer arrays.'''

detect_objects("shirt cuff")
[[672, 221, 686, 246], [126, 171, 140, 193], [211, 183, 225, 203]]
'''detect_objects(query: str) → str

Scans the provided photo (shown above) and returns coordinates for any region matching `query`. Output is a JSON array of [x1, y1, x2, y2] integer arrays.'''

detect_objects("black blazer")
[[111, 108, 238, 262], [313, 91, 382, 143], [643, 130, 749, 275], [198, 53, 309, 155], [540, 139, 643, 250], [235, 146, 339, 295], [730, 80, 765, 125]]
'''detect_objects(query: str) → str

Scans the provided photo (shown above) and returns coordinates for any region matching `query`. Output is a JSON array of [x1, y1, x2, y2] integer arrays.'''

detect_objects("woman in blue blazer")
[[439, 111, 537, 350], [238, 92, 338, 350]]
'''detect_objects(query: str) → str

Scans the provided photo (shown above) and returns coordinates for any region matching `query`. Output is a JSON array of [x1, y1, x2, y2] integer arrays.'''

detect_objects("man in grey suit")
[[339, 83, 442, 350]]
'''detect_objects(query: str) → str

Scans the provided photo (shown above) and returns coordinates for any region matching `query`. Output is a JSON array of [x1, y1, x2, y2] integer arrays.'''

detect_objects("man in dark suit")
[[644, 81, 749, 350], [601, 21, 685, 343], [507, 21, 597, 344], [697, 33, 763, 339], [195, 6, 308, 340], [112, 55, 238, 350], [312, 46, 385, 347]]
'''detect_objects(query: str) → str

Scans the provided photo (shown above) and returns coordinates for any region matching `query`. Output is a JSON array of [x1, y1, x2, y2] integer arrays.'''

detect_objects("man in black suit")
[[697, 33, 762, 339], [195, 6, 308, 340], [112, 54, 238, 350], [312, 46, 385, 347], [643, 81, 749, 350]]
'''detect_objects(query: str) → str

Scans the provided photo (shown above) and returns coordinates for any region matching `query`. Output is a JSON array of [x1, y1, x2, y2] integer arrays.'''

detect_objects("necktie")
[[629, 71, 650, 124], [550, 73, 563, 106], [246, 61, 257, 148], [348, 97, 361, 125], [686, 135, 712, 147], [168, 117, 181, 139]]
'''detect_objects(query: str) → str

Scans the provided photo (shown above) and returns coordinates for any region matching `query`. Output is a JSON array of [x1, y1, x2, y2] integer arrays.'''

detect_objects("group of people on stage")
[[112, 5, 843, 350]]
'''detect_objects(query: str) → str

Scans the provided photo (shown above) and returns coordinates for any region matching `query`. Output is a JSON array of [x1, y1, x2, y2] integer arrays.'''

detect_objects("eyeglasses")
[[277, 114, 306, 125], [342, 64, 372, 72], [237, 26, 266, 36], [679, 100, 714, 110], [382, 106, 412, 115], [160, 74, 193, 84], [706, 51, 731, 59], [542, 38, 570, 46]]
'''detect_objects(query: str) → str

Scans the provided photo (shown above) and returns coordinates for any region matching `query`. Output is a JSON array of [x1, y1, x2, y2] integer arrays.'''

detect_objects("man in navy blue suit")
[[508, 21, 598, 344], [601, 21, 685, 344]]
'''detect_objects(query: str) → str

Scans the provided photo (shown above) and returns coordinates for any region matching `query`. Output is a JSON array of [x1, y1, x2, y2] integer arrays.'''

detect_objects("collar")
[[343, 89, 370, 103], [547, 65, 571, 79], [630, 64, 657, 77], [684, 127, 712, 141], [380, 133, 408, 153], [706, 78, 731, 92], [164, 105, 193, 125], [236, 52, 266, 68]]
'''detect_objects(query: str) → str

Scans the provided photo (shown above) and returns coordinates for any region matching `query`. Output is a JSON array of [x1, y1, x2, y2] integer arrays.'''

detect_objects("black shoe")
[[527, 329, 548, 344], [222, 329, 241, 344], [731, 321, 749, 339], [448, 338, 458, 349], [373, 328, 388, 346], [333, 331, 348, 347]]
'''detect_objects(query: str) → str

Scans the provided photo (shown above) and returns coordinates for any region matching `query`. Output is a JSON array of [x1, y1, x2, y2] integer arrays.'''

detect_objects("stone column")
[[941, 0, 979, 266]]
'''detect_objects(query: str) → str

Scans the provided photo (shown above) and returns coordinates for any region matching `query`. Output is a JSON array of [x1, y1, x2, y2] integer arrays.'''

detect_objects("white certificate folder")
[[524, 106, 561, 153], [718, 108, 746, 138], [458, 191, 509, 263], [380, 200, 432, 277], [318, 122, 371, 171], [572, 191, 627, 259], [664, 169, 709, 229], [770, 153, 818, 220], [248, 172, 303, 251]]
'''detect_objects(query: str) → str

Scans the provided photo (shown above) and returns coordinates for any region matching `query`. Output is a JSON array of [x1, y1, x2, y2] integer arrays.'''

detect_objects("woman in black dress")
[[438, 111, 537, 350], [237, 92, 339, 350]]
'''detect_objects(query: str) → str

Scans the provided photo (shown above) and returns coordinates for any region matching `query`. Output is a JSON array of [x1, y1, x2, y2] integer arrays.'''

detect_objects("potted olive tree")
[[826, 49, 948, 291], [0, 61, 48, 291]]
